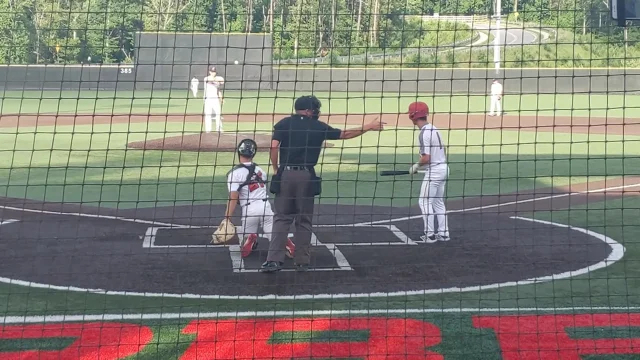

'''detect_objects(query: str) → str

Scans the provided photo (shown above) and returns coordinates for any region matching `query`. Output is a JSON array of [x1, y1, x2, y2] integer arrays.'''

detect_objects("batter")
[[407, 101, 451, 243]]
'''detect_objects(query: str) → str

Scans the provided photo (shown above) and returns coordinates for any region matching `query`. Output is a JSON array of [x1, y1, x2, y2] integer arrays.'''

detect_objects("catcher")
[[212, 139, 295, 259]]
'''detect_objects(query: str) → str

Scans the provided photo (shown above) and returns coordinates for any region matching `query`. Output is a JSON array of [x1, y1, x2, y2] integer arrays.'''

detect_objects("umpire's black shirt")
[[272, 115, 342, 167]]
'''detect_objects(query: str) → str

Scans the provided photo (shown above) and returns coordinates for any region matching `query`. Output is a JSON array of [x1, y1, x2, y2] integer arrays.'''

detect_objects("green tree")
[[0, 0, 31, 63]]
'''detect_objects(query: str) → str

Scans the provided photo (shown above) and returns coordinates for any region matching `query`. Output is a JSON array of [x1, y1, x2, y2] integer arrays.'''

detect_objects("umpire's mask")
[[237, 139, 258, 158], [294, 95, 322, 119]]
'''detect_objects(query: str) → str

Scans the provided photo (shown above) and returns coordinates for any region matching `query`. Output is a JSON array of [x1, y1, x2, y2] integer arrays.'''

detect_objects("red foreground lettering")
[[181, 317, 443, 359], [474, 314, 640, 360], [0, 322, 153, 360]]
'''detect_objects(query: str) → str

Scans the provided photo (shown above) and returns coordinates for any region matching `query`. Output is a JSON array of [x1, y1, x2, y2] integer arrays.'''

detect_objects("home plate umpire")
[[261, 95, 385, 272]]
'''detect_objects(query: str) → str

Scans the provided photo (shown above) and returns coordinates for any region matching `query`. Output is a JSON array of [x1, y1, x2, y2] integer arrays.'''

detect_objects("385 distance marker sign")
[[119, 65, 134, 76]]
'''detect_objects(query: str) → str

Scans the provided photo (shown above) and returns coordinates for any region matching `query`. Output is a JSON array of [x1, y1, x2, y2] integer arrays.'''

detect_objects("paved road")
[[274, 21, 542, 64], [481, 25, 539, 46], [456, 21, 540, 50]]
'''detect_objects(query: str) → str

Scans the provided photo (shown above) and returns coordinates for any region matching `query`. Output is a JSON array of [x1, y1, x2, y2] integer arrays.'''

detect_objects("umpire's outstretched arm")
[[269, 118, 385, 173], [338, 119, 386, 139]]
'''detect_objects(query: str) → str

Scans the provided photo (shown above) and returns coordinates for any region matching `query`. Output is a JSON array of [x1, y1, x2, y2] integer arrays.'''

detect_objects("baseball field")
[[1, 86, 640, 359]]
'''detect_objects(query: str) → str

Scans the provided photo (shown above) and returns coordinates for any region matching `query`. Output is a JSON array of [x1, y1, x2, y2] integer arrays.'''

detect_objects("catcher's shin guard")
[[286, 238, 295, 259], [241, 234, 258, 258]]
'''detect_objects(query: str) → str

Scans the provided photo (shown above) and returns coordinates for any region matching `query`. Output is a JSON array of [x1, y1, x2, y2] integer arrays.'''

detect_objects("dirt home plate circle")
[[0, 201, 621, 299]]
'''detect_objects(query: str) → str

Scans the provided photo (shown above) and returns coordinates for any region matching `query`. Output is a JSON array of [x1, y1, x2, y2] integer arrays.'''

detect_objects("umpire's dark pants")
[[267, 168, 315, 264]]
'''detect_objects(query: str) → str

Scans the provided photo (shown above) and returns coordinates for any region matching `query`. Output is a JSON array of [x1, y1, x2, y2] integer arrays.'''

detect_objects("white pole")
[[494, 0, 501, 75]]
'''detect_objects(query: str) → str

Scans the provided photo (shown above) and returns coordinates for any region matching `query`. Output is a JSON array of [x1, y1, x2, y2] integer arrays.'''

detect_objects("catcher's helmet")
[[237, 139, 257, 158], [294, 95, 322, 116]]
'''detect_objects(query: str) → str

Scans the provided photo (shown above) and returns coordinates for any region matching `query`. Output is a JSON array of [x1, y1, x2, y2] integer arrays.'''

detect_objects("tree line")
[[0, 0, 632, 65]]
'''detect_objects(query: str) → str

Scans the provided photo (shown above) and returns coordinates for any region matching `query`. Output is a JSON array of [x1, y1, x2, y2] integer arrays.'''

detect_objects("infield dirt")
[[1, 113, 639, 136]]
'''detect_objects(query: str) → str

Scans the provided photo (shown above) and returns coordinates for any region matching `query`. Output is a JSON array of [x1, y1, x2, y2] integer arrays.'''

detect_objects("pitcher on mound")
[[203, 66, 225, 133]]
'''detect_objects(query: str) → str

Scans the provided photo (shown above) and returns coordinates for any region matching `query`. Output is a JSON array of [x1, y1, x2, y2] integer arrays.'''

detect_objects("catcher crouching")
[[212, 139, 295, 259]]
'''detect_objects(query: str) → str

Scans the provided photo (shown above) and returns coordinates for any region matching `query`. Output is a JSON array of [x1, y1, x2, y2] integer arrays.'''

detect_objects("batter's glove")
[[211, 219, 237, 244], [409, 163, 421, 174]]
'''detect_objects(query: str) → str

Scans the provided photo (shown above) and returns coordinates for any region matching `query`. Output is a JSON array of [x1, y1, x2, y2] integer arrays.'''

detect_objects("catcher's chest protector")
[[232, 163, 265, 193]]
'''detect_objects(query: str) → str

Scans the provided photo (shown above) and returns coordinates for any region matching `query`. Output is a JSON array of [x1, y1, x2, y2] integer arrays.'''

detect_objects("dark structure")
[[133, 32, 273, 91]]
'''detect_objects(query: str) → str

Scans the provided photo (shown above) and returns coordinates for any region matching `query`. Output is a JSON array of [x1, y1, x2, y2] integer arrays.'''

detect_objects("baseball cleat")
[[260, 261, 282, 273], [437, 235, 450, 242], [419, 234, 438, 244], [286, 238, 296, 258], [241, 234, 258, 258]]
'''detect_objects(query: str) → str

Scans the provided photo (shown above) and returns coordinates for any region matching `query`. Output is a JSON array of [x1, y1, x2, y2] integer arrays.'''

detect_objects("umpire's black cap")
[[294, 95, 322, 114]]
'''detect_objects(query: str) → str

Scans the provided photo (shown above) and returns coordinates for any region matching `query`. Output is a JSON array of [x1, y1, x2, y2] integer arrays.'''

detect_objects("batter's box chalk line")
[[141, 223, 419, 272]]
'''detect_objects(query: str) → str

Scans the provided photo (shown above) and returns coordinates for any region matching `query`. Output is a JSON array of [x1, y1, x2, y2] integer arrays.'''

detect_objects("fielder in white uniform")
[[407, 101, 450, 243], [489, 79, 503, 116], [224, 139, 295, 258], [203, 66, 225, 133], [190, 77, 199, 97]]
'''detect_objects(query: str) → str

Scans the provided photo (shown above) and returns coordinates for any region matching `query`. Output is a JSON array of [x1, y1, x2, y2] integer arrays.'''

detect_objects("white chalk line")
[[0, 204, 189, 228], [145, 226, 354, 272], [0, 214, 624, 300], [0, 180, 636, 231], [144, 224, 415, 249], [228, 232, 353, 273], [4, 306, 640, 324], [0, 180, 631, 300], [355, 181, 640, 227]]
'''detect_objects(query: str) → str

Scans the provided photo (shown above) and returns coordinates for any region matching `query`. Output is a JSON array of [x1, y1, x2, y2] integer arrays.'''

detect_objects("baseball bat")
[[379, 170, 426, 176]]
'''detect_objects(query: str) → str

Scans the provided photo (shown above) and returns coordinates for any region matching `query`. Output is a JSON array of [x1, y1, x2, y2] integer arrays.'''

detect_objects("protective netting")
[[0, 0, 639, 358]]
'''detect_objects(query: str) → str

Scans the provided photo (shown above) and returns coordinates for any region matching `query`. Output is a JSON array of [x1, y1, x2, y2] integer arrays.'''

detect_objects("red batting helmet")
[[408, 102, 429, 121]]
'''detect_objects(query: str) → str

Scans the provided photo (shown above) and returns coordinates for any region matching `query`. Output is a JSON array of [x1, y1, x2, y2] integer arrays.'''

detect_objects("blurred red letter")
[[474, 314, 640, 360], [181, 317, 443, 359], [0, 322, 153, 360]]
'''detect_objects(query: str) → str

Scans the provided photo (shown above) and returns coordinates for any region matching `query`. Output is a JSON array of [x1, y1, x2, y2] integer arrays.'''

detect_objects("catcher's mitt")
[[211, 219, 236, 244]]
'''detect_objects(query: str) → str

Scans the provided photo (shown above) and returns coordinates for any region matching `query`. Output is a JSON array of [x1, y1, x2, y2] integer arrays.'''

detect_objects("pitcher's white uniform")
[[203, 75, 224, 133], [490, 81, 503, 116], [190, 77, 199, 97], [227, 163, 274, 242], [418, 123, 450, 238]]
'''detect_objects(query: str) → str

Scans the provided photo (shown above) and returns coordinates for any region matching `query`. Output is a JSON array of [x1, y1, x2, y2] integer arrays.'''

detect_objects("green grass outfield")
[[2, 89, 640, 117], [0, 121, 634, 209]]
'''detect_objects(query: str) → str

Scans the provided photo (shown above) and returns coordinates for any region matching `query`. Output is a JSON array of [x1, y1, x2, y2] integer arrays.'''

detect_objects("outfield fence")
[[2, 65, 638, 94]]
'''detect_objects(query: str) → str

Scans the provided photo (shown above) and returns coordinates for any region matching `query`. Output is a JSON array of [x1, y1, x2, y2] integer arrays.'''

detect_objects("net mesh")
[[0, 0, 638, 358]]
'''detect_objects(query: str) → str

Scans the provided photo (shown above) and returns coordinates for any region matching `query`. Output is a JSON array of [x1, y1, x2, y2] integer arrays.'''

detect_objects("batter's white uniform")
[[190, 77, 199, 97], [227, 163, 274, 243], [203, 75, 224, 133], [490, 81, 503, 116], [418, 123, 450, 238]]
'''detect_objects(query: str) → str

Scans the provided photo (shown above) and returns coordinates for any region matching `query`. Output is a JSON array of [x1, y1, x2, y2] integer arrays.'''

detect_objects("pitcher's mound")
[[127, 132, 335, 152]]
